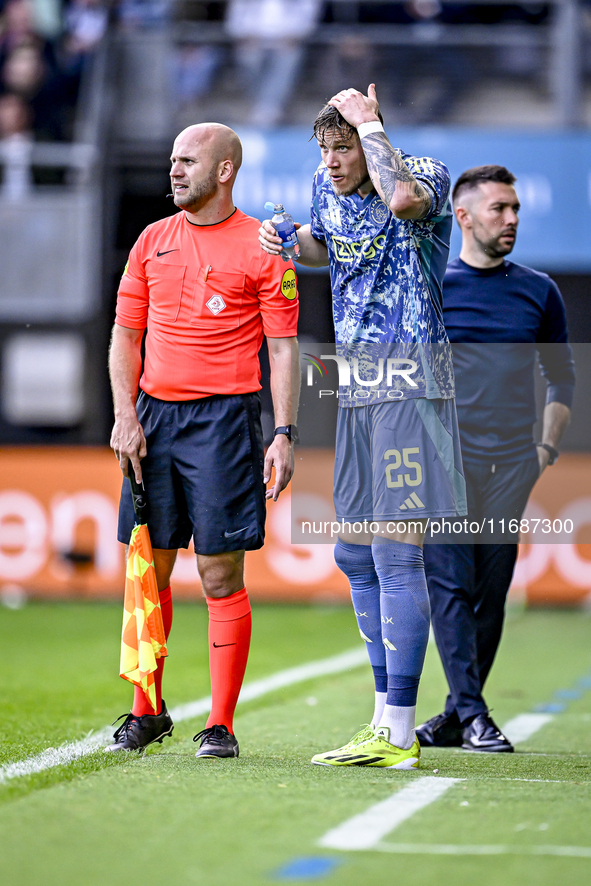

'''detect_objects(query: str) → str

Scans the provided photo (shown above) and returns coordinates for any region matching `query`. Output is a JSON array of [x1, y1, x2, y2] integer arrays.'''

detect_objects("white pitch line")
[[0, 646, 367, 785], [318, 776, 461, 851], [374, 842, 591, 858], [0, 732, 112, 784], [503, 713, 554, 744]]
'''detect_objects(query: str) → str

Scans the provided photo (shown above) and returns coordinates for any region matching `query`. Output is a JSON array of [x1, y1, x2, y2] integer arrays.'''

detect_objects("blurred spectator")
[[55, 0, 110, 138], [0, 88, 31, 135], [0, 0, 110, 141], [2, 41, 46, 95], [0, 0, 62, 139], [225, 0, 322, 127], [0, 0, 45, 57], [1, 38, 66, 138], [62, 0, 108, 64], [0, 91, 33, 198]]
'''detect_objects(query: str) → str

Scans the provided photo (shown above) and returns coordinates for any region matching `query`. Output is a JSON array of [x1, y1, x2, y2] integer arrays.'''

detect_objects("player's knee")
[[334, 539, 374, 577]]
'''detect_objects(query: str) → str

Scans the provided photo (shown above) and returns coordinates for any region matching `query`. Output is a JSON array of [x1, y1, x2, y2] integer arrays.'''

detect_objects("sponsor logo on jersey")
[[206, 295, 226, 315], [280, 268, 297, 300], [331, 233, 387, 264]]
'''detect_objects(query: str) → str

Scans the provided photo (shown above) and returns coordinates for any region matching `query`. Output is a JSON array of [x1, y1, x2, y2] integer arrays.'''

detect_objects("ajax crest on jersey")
[[369, 198, 389, 226]]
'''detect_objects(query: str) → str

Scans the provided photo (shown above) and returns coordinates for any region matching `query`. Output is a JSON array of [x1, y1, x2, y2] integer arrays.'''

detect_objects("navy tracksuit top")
[[441, 258, 575, 463]]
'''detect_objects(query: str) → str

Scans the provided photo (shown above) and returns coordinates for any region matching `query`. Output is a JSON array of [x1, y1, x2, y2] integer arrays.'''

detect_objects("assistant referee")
[[107, 123, 300, 758]]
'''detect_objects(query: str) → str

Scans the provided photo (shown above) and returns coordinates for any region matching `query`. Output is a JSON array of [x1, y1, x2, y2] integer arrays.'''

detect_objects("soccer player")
[[418, 165, 574, 752], [259, 85, 466, 769], [107, 122, 300, 758]]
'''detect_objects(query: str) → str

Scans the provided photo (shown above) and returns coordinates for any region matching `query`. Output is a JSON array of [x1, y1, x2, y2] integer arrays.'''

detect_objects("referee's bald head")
[[174, 123, 243, 181]]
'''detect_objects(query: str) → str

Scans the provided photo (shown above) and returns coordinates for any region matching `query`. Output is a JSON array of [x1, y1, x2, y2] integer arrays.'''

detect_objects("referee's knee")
[[198, 550, 245, 598]]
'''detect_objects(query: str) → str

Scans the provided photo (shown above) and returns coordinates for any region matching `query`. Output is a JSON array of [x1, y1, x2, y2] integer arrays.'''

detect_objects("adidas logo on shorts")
[[399, 492, 426, 510]]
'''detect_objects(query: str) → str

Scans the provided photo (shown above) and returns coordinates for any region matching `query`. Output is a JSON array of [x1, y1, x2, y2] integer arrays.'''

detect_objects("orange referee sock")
[[132, 584, 173, 718], [205, 588, 252, 734]]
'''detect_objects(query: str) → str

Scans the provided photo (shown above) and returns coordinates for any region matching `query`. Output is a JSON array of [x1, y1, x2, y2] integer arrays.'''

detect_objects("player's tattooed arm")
[[361, 132, 432, 220]]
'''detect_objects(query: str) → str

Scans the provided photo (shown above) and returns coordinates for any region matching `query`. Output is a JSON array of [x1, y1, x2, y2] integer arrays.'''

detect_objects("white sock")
[[371, 691, 387, 729], [378, 704, 416, 749]]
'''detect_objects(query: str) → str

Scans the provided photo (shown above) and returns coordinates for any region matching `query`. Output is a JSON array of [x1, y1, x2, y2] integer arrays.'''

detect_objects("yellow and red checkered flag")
[[119, 475, 167, 713]]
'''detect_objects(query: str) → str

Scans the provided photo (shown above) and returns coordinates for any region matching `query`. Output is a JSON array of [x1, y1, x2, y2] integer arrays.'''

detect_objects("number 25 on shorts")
[[384, 447, 423, 488]]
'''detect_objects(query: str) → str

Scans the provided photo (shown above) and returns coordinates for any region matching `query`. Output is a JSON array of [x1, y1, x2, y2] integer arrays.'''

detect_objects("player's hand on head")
[[263, 434, 294, 501], [328, 83, 380, 129]]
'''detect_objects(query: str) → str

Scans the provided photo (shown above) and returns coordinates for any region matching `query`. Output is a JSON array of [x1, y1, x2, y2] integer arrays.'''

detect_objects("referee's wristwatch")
[[274, 425, 299, 444], [537, 443, 559, 465]]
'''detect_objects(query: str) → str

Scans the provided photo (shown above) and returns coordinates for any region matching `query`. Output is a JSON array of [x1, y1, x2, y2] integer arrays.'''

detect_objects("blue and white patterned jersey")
[[310, 151, 455, 404]]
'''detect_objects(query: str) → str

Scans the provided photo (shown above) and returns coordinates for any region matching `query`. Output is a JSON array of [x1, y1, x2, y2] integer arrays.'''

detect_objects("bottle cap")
[[264, 201, 284, 213]]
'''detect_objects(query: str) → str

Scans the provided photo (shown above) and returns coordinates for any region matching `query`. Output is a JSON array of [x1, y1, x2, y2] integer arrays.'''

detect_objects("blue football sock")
[[334, 540, 386, 692], [372, 541, 431, 708]]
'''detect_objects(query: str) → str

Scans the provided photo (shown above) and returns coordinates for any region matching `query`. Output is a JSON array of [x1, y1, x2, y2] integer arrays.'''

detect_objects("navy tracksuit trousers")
[[423, 454, 540, 724]]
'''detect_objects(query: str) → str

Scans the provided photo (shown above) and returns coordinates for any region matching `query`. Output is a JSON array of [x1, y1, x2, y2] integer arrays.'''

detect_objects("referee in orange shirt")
[[106, 123, 300, 758]]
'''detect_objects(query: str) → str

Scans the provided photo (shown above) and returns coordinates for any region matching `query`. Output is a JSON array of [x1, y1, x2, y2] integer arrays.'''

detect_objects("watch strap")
[[274, 425, 298, 443], [537, 443, 559, 465]]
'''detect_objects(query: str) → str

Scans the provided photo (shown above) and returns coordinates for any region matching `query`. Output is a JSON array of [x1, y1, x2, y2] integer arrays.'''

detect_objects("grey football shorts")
[[334, 397, 467, 522]]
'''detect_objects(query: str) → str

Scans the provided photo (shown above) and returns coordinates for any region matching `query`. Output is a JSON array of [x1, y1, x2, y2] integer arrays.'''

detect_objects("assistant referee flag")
[[119, 477, 167, 713]]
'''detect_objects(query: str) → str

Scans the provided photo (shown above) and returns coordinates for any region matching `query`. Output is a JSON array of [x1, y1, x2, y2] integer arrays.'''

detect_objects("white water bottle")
[[264, 201, 300, 262]]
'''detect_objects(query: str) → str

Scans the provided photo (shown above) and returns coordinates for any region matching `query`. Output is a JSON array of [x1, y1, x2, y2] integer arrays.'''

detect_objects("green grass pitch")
[[0, 601, 590, 886]]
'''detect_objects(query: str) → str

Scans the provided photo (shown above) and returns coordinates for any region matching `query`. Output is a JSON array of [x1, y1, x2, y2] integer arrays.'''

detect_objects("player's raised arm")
[[328, 84, 431, 221]]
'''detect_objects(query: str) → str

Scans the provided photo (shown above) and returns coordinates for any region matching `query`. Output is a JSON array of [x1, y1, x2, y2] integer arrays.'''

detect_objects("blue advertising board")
[[233, 127, 591, 272]]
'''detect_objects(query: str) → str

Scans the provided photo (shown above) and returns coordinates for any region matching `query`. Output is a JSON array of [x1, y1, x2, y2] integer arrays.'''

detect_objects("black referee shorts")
[[117, 391, 266, 555]]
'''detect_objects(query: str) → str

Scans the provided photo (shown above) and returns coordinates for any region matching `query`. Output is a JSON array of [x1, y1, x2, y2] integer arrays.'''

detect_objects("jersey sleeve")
[[115, 233, 150, 329], [537, 279, 575, 408], [256, 252, 299, 338], [405, 154, 451, 220], [310, 165, 327, 243]]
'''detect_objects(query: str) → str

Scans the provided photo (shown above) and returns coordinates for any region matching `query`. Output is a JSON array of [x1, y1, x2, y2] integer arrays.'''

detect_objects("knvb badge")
[[206, 295, 226, 315]]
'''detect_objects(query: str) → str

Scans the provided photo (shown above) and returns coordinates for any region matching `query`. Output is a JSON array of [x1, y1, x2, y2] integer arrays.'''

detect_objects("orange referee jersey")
[[116, 208, 299, 401]]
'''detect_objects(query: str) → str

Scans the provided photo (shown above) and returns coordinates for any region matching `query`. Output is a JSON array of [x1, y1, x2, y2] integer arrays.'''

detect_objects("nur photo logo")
[[301, 351, 419, 399]]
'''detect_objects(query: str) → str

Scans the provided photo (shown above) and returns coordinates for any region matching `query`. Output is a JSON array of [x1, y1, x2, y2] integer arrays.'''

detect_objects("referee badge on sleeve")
[[280, 268, 297, 300]]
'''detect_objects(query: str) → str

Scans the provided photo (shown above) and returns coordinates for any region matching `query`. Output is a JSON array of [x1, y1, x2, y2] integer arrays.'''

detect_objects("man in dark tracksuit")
[[418, 165, 575, 752]]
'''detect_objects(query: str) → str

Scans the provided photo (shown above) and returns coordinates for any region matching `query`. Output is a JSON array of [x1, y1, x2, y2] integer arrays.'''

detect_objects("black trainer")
[[462, 713, 514, 753], [105, 700, 174, 752], [416, 711, 463, 747], [193, 724, 239, 758]]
